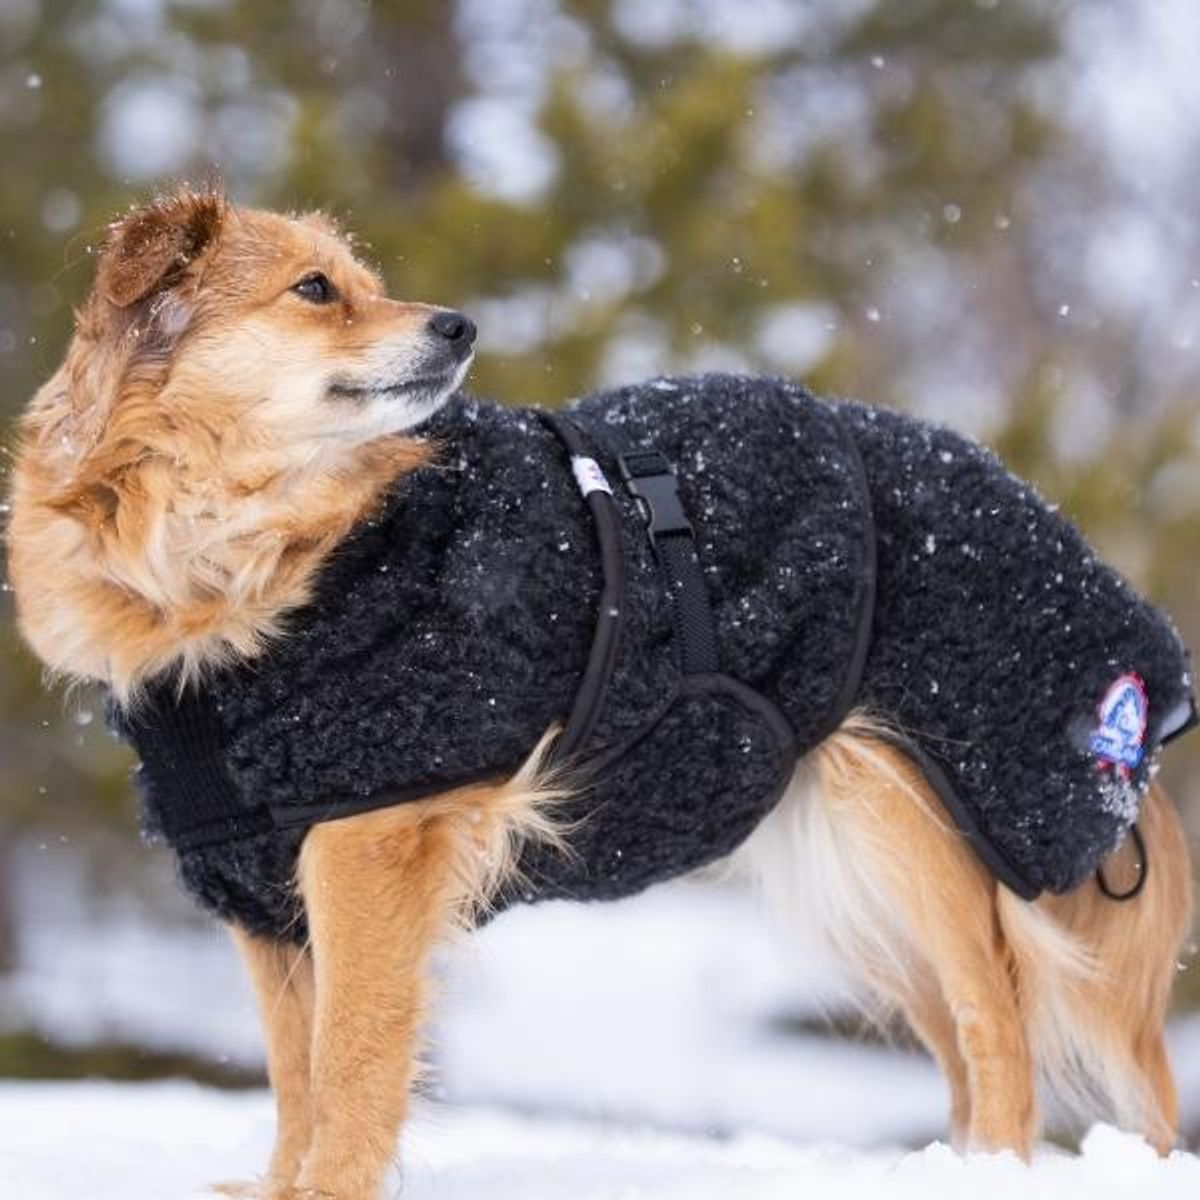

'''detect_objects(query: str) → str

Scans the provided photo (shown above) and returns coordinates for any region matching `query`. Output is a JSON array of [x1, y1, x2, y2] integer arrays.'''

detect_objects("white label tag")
[[572, 455, 613, 497]]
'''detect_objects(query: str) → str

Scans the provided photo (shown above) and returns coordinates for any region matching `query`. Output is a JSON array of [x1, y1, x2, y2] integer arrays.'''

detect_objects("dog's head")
[[7, 188, 476, 692], [68, 187, 475, 453]]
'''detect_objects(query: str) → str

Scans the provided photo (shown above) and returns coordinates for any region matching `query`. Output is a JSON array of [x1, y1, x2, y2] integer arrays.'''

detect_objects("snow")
[[7, 845, 1200, 1195], [2, 1082, 1199, 1200], [1, 846, 946, 1143], [445, 96, 560, 202], [97, 73, 202, 180], [436, 887, 947, 1144]]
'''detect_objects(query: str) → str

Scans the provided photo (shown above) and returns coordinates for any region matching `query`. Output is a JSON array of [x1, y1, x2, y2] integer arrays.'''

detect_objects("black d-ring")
[[1096, 823, 1148, 902]]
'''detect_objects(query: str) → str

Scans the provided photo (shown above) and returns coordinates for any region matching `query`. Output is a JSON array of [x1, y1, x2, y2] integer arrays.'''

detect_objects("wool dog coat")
[[115, 374, 1196, 940]]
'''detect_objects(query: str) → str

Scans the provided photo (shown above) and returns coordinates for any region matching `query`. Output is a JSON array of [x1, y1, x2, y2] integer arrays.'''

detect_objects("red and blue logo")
[[1089, 673, 1149, 773]]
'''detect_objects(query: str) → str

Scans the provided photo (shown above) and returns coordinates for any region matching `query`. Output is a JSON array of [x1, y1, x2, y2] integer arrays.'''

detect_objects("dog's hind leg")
[[899, 972, 971, 1149], [816, 730, 1038, 1155], [222, 928, 315, 1195], [733, 721, 1037, 1155], [922, 915, 1037, 1155]]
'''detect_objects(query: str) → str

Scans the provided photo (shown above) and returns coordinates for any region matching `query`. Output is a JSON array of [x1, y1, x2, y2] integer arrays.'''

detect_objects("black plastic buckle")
[[616, 450, 693, 537]]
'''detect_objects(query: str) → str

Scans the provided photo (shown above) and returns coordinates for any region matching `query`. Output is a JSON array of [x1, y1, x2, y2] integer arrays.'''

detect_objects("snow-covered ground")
[[2, 1082, 1199, 1200], [2, 843, 954, 1145], [4, 843, 1200, 1196]]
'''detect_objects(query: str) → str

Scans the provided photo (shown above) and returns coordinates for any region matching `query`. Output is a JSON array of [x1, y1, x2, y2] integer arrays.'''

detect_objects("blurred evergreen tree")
[[0, 0, 1196, 980]]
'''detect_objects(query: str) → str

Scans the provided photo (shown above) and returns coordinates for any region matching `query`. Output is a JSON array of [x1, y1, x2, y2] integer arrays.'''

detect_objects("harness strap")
[[538, 413, 723, 764], [539, 413, 627, 763], [615, 448, 720, 675]]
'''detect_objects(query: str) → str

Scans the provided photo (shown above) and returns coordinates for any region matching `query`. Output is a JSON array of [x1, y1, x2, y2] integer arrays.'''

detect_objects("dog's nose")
[[428, 310, 477, 349]]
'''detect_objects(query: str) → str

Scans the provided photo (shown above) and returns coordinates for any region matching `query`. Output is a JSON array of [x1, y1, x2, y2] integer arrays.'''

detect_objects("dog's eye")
[[291, 272, 337, 305]]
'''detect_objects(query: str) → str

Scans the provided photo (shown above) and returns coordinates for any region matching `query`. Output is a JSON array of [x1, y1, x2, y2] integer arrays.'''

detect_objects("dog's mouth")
[[325, 330, 476, 410], [326, 368, 463, 402], [323, 351, 473, 432]]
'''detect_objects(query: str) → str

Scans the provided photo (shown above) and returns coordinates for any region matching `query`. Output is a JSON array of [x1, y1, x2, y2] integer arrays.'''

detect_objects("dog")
[[5, 187, 1195, 1200]]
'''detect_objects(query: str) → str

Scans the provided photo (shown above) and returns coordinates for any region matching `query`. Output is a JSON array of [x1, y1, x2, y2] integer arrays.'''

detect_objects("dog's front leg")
[[289, 801, 467, 1200], [227, 927, 315, 1192]]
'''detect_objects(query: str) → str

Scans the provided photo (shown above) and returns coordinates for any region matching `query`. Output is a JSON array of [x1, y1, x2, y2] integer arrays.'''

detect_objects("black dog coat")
[[115, 374, 1196, 940]]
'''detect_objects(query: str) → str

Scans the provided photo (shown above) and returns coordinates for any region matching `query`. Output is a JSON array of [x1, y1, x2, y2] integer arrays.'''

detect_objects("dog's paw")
[[210, 1174, 335, 1200], [209, 1181, 265, 1198]]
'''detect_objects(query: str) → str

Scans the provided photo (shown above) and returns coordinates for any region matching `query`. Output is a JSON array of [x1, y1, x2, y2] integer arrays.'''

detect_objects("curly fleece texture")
[[117, 374, 1194, 940]]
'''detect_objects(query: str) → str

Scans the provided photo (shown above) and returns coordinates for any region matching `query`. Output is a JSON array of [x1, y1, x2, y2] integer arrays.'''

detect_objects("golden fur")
[[8, 189, 435, 700], [5, 190, 1194, 1199], [732, 716, 1191, 1156]]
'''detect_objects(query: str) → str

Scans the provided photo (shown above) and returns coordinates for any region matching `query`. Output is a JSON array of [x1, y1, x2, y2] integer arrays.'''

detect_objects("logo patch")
[[1089, 673, 1149, 772]]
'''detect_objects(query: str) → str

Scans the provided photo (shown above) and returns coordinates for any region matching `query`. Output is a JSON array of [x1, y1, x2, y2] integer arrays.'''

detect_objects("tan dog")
[[5, 188, 1194, 1199]]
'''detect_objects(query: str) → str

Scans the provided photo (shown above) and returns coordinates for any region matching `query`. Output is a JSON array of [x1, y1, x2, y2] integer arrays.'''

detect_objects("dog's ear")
[[96, 188, 225, 309]]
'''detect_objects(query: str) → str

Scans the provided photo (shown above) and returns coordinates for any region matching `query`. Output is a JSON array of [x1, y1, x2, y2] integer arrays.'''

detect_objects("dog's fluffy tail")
[[1000, 781, 1193, 1150]]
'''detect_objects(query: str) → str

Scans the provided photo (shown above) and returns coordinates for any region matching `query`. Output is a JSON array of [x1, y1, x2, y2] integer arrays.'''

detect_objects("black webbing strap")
[[616, 448, 720, 675], [1161, 699, 1198, 746], [539, 412, 628, 763]]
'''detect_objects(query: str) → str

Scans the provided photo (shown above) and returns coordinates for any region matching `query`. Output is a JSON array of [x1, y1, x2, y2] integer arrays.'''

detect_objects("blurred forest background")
[[0, 0, 1198, 1091]]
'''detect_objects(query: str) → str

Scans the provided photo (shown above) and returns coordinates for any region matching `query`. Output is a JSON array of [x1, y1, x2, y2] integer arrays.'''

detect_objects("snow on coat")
[[113, 374, 1195, 939]]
